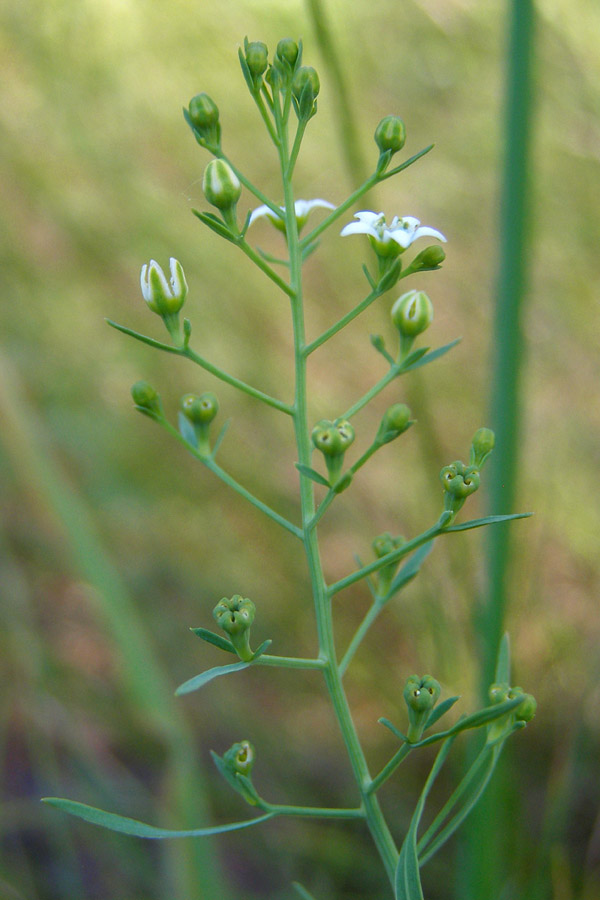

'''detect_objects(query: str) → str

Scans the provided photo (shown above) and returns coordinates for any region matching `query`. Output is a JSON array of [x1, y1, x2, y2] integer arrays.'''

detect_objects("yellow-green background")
[[2, 0, 599, 897]]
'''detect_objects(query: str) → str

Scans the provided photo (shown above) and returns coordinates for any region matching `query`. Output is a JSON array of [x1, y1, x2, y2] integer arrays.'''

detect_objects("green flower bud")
[[223, 740, 255, 777], [292, 66, 320, 120], [202, 159, 242, 215], [374, 115, 406, 155], [275, 38, 299, 68], [311, 418, 355, 487], [131, 381, 162, 415], [488, 682, 510, 705], [140, 258, 187, 345], [403, 674, 441, 742], [188, 93, 221, 148], [213, 594, 256, 660], [181, 392, 219, 425], [372, 532, 405, 595], [245, 41, 269, 79], [408, 245, 446, 272], [375, 403, 413, 445], [391, 290, 434, 338], [470, 427, 495, 469], [513, 691, 537, 723]]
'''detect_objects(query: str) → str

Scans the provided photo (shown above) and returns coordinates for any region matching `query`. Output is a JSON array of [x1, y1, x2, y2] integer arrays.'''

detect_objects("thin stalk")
[[264, 803, 365, 820], [279, 92, 399, 888], [338, 599, 383, 677], [236, 237, 295, 297], [329, 523, 441, 597], [306, 489, 336, 532], [342, 365, 400, 420], [304, 287, 380, 356], [251, 91, 279, 147], [182, 347, 294, 415], [160, 419, 303, 540], [368, 744, 413, 795], [255, 654, 326, 670], [217, 151, 282, 219]]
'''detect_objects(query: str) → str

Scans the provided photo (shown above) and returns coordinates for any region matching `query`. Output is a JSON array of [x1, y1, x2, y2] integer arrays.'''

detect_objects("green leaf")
[[178, 411, 198, 448], [442, 512, 532, 532], [301, 240, 320, 262], [175, 660, 250, 696], [424, 696, 460, 731], [377, 258, 402, 293], [379, 718, 409, 743], [494, 632, 511, 684], [190, 628, 236, 654], [212, 418, 231, 459], [292, 882, 320, 900], [395, 829, 424, 900], [191, 209, 236, 243], [413, 696, 525, 750], [295, 463, 330, 487], [386, 540, 435, 598], [402, 338, 461, 373], [106, 319, 178, 354], [362, 263, 376, 289], [41, 798, 274, 838], [250, 639, 272, 660], [400, 346, 429, 370]]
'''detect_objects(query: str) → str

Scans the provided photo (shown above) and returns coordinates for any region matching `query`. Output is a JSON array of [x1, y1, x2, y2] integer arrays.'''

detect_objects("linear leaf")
[[402, 338, 461, 374], [424, 696, 460, 731], [175, 660, 250, 696], [190, 628, 236, 654], [379, 718, 409, 742], [442, 512, 532, 532], [386, 540, 435, 598], [41, 798, 274, 838], [495, 632, 511, 683], [191, 209, 236, 243], [295, 463, 330, 487], [178, 411, 198, 448], [106, 319, 177, 354]]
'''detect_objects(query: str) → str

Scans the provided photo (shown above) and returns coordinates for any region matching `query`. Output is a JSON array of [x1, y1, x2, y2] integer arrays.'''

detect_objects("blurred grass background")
[[2, 0, 600, 898]]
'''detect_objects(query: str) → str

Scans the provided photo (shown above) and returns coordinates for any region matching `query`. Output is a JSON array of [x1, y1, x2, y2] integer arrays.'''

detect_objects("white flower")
[[140, 258, 188, 316], [340, 211, 446, 251], [249, 198, 335, 233]]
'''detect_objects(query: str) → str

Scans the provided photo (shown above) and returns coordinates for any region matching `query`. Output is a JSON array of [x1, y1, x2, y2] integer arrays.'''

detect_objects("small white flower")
[[140, 258, 188, 315], [249, 198, 335, 232], [340, 211, 446, 251]]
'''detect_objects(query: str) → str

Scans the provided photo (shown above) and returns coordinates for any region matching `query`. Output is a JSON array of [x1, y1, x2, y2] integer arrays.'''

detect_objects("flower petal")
[[248, 204, 281, 226], [413, 225, 447, 243], [340, 220, 375, 237], [295, 198, 335, 216]]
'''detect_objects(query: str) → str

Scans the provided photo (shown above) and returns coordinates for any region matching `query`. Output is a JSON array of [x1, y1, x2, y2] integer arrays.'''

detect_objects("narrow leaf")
[[362, 263, 376, 289], [301, 240, 320, 262], [400, 346, 429, 370], [402, 338, 461, 373], [42, 798, 274, 838], [250, 639, 272, 660], [441, 512, 532, 532], [494, 632, 511, 684], [175, 660, 250, 696], [106, 319, 177, 354], [190, 628, 236, 654], [379, 718, 409, 743], [212, 418, 231, 459], [395, 833, 424, 900], [191, 209, 235, 243], [386, 541, 435, 598], [178, 411, 198, 448], [295, 463, 330, 487], [424, 696, 460, 731]]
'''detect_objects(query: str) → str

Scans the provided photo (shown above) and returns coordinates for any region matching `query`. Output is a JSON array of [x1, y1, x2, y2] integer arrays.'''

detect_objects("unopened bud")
[[131, 381, 161, 415], [202, 159, 242, 213], [181, 392, 219, 425], [187, 94, 221, 149], [213, 594, 256, 661], [470, 427, 495, 468], [275, 38, 299, 68], [404, 674, 441, 742], [312, 418, 355, 487], [245, 41, 268, 79], [409, 245, 446, 272], [374, 115, 406, 155], [223, 740, 255, 777], [391, 290, 433, 338], [375, 403, 413, 445]]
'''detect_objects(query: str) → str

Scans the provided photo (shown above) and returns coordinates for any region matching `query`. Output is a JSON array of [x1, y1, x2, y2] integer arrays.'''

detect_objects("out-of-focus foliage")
[[1, 0, 599, 897]]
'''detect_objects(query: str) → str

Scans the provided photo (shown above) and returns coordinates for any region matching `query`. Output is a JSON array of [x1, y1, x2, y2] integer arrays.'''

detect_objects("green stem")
[[299, 172, 379, 249], [328, 523, 441, 597], [251, 91, 279, 146], [338, 599, 383, 677], [236, 237, 295, 297], [368, 744, 413, 794], [264, 802, 365, 820], [342, 365, 400, 420], [159, 419, 303, 540], [279, 88, 399, 888], [304, 287, 380, 356], [182, 346, 294, 415], [306, 490, 336, 532], [254, 654, 326, 670], [217, 151, 282, 219]]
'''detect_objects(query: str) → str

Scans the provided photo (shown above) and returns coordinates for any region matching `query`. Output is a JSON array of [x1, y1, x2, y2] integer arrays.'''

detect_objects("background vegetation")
[[2, 0, 599, 897]]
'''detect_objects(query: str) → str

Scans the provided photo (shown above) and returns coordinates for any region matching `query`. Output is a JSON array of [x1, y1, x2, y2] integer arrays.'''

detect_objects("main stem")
[[280, 114, 399, 887]]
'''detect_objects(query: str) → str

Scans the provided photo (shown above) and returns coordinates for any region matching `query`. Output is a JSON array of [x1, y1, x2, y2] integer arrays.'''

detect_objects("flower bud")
[[513, 692, 537, 722], [188, 93, 220, 148], [140, 258, 188, 317], [202, 159, 242, 214], [275, 38, 299, 68], [408, 245, 446, 272], [292, 66, 320, 120], [488, 682, 510, 705], [223, 740, 255, 777], [375, 403, 413, 445], [181, 392, 219, 425], [470, 427, 495, 469], [131, 381, 162, 416], [403, 674, 441, 742], [372, 532, 405, 595], [245, 41, 269, 80], [213, 594, 256, 660], [374, 115, 406, 155], [391, 290, 434, 338], [440, 461, 480, 499]]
